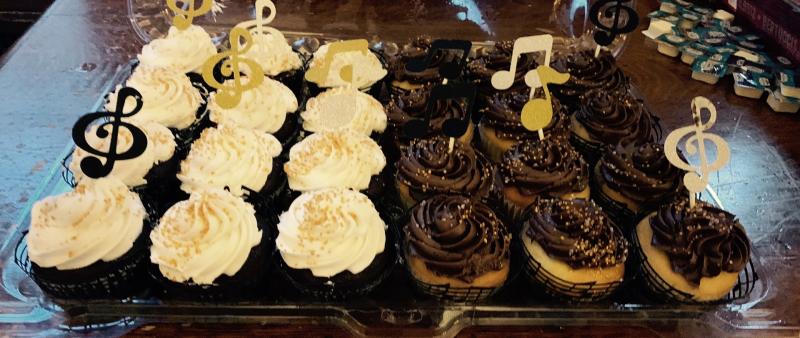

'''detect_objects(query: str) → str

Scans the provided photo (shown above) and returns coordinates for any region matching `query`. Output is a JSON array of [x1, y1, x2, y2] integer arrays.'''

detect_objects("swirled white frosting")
[[177, 125, 282, 196], [209, 76, 298, 134], [28, 177, 145, 270], [308, 43, 387, 89], [276, 188, 386, 277], [70, 119, 176, 187], [285, 131, 385, 191], [301, 87, 387, 135], [107, 66, 204, 130], [239, 29, 303, 76], [150, 189, 262, 284], [138, 25, 217, 74]]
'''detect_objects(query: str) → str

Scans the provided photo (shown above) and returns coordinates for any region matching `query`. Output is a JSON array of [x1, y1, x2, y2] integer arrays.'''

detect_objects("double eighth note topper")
[[491, 35, 570, 140], [664, 96, 731, 208], [166, 0, 214, 31]]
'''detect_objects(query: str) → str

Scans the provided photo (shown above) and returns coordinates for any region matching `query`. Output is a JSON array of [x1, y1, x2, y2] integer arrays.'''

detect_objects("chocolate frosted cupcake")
[[236, 25, 305, 98], [177, 125, 284, 209], [550, 50, 630, 106], [467, 41, 538, 102], [108, 66, 208, 150], [389, 36, 464, 93], [301, 86, 387, 138], [208, 76, 299, 148], [593, 143, 685, 228], [276, 188, 394, 299], [570, 90, 659, 164], [634, 199, 751, 303], [27, 177, 151, 298], [306, 42, 387, 96], [69, 119, 179, 214], [498, 137, 589, 222], [284, 130, 387, 200], [395, 135, 494, 209], [137, 25, 218, 87], [478, 90, 570, 161], [404, 194, 511, 302], [150, 189, 268, 300], [520, 198, 628, 301]]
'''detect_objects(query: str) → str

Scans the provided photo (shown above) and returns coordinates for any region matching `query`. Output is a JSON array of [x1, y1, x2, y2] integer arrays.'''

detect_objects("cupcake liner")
[[245, 159, 290, 219], [274, 52, 310, 102], [18, 228, 152, 299], [568, 132, 603, 166], [303, 49, 388, 101], [589, 178, 639, 231], [274, 222, 399, 301], [173, 81, 212, 155]]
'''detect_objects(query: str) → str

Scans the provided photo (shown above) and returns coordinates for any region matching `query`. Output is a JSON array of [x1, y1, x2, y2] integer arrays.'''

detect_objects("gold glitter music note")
[[305, 39, 369, 86], [664, 96, 731, 208], [201, 27, 265, 109], [166, 0, 214, 30]]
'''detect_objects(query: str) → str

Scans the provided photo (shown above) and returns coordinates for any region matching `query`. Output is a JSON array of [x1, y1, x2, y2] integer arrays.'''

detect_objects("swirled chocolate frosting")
[[397, 136, 494, 201], [390, 36, 463, 88], [500, 137, 588, 198], [386, 84, 469, 133], [481, 90, 569, 141], [468, 41, 538, 97], [575, 90, 659, 146], [406, 194, 511, 282], [598, 143, 684, 208], [551, 50, 630, 102], [525, 199, 628, 269], [649, 199, 751, 285]]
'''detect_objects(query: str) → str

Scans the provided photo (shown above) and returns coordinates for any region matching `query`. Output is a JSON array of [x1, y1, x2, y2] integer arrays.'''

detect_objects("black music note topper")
[[402, 82, 477, 139], [589, 0, 639, 46], [405, 39, 472, 79], [71, 87, 148, 179]]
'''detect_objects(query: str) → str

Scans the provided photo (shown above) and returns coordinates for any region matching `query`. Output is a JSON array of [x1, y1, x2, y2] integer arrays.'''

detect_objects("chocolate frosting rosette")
[[520, 198, 628, 301], [550, 50, 630, 105], [389, 36, 465, 93], [395, 135, 494, 209], [635, 198, 752, 302], [404, 194, 512, 301]]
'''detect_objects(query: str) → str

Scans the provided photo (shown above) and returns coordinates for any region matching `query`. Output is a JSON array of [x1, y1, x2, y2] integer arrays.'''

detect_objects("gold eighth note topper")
[[166, 0, 214, 31], [201, 27, 265, 109], [490, 35, 570, 139], [664, 96, 731, 208]]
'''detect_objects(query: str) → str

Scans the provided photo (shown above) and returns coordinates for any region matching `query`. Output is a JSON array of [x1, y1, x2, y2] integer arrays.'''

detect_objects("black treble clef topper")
[[71, 87, 148, 178], [589, 0, 639, 56]]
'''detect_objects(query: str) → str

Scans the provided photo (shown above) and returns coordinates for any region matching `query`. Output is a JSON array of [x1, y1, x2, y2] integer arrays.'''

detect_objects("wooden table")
[[0, 0, 798, 336]]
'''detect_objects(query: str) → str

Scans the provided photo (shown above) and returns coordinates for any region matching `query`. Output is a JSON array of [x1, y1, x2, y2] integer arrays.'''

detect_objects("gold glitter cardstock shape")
[[201, 27, 265, 109], [166, 0, 214, 31]]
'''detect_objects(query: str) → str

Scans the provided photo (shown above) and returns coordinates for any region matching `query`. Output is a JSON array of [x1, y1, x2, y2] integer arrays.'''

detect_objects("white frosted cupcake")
[[107, 66, 207, 148], [301, 86, 387, 138], [27, 177, 150, 298], [236, 25, 305, 96], [306, 42, 387, 96], [138, 25, 217, 76], [284, 130, 386, 198], [177, 125, 283, 204], [275, 188, 394, 299], [150, 189, 267, 299], [208, 76, 299, 146]]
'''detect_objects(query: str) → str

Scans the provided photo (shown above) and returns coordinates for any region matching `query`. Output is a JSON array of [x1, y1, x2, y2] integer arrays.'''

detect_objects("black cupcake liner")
[[244, 159, 290, 218], [173, 81, 212, 155], [273, 52, 309, 103], [589, 179, 639, 232], [303, 49, 389, 101], [569, 132, 604, 166]]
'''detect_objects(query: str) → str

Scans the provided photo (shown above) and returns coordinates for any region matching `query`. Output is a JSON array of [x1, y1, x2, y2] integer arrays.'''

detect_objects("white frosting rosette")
[[28, 177, 145, 270], [138, 25, 217, 74], [276, 188, 387, 277], [150, 189, 262, 284], [239, 28, 303, 77], [308, 43, 387, 89], [209, 77, 298, 134], [301, 87, 387, 136]]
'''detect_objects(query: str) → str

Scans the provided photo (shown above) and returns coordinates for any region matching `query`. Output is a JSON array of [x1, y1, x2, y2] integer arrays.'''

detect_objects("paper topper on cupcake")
[[201, 27, 265, 109], [664, 96, 730, 208], [401, 39, 476, 151], [166, 0, 214, 31], [589, 0, 639, 56], [71, 87, 148, 179], [490, 34, 570, 140], [235, 0, 284, 41]]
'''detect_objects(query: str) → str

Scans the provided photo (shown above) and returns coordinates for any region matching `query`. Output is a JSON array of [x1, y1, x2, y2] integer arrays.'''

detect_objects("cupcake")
[[26, 177, 150, 298], [108, 66, 208, 150], [235, 24, 305, 98], [498, 137, 589, 222], [284, 130, 386, 199], [467, 40, 538, 103], [208, 76, 299, 148], [570, 90, 659, 164], [404, 194, 511, 302], [395, 135, 494, 209], [177, 125, 284, 208], [389, 36, 465, 93], [477, 90, 570, 161], [550, 50, 630, 107], [306, 42, 387, 97], [69, 119, 179, 214], [149, 189, 268, 299], [137, 25, 217, 86], [275, 188, 393, 299], [593, 143, 685, 228], [634, 198, 751, 303], [520, 198, 628, 301], [301, 86, 387, 139]]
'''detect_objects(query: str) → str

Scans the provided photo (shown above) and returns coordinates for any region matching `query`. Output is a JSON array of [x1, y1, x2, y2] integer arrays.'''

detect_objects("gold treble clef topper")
[[235, 0, 283, 38], [201, 27, 265, 109], [664, 96, 731, 208], [166, 0, 214, 31]]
